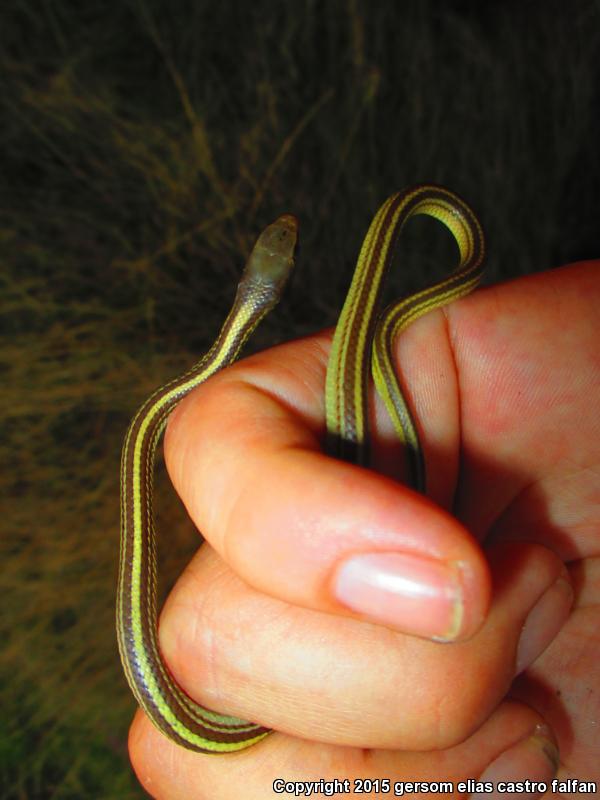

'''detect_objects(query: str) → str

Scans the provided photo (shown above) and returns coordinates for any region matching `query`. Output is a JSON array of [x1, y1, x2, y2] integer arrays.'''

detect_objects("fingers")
[[158, 335, 572, 752], [126, 264, 597, 797], [129, 700, 559, 800], [154, 534, 570, 751], [165, 335, 489, 643]]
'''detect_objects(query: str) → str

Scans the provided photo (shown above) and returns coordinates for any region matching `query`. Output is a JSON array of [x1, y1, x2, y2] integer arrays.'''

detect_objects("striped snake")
[[117, 185, 485, 752]]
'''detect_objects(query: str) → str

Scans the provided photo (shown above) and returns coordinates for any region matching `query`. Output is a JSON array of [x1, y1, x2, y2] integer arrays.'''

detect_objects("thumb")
[[165, 338, 490, 643]]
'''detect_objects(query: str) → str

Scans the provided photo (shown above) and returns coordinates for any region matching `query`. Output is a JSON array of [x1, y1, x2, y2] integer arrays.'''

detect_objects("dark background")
[[1, 1, 599, 797]]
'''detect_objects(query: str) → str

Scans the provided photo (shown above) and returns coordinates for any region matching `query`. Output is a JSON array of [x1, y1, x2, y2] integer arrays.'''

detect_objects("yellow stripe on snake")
[[117, 184, 485, 752]]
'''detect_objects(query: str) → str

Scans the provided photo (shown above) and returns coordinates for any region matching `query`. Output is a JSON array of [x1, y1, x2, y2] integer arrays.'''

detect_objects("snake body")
[[117, 185, 485, 752]]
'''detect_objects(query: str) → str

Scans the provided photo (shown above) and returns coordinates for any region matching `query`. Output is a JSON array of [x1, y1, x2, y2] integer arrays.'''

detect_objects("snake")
[[117, 184, 485, 753]]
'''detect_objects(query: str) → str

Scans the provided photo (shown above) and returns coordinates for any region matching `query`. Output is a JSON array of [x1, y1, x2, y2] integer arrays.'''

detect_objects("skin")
[[127, 261, 600, 798]]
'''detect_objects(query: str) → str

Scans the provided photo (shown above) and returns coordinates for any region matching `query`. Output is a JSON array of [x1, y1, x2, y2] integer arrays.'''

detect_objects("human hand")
[[128, 261, 599, 797]]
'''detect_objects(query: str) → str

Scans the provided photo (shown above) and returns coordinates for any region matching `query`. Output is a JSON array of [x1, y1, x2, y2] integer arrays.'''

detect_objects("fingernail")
[[473, 723, 559, 796], [516, 576, 573, 674], [332, 552, 465, 640]]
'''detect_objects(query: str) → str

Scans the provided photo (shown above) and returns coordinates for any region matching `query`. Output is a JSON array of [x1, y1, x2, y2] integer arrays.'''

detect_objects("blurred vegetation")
[[1, 0, 599, 797]]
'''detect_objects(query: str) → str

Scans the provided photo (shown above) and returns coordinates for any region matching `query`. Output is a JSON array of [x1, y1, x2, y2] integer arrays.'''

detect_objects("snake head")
[[243, 214, 299, 294]]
